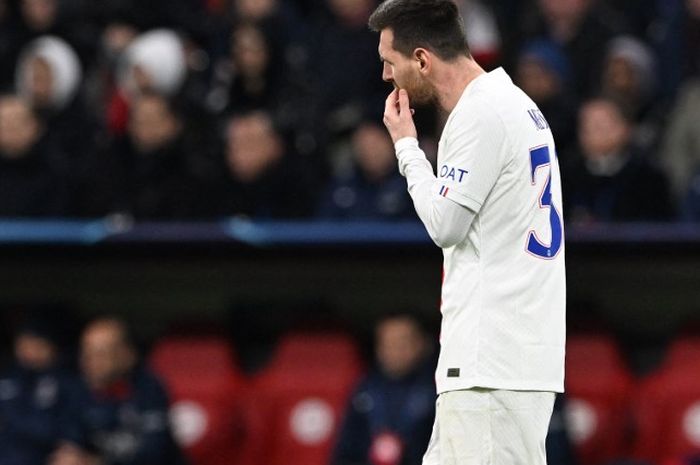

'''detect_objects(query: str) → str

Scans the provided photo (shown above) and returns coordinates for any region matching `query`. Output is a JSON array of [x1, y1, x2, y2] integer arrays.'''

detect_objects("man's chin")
[[409, 92, 436, 107], [404, 87, 434, 106], [394, 83, 435, 106]]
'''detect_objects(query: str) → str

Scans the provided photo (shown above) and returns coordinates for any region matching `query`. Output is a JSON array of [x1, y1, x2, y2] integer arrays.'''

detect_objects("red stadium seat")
[[243, 332, 365, 465], [150, 335, 245, 465], [665, 335, 700, 369], [565, 333, 634, 465], [633, 336, 700, 463]]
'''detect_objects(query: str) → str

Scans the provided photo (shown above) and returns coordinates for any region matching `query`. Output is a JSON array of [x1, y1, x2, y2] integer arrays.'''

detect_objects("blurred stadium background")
[[1, 0, 700, 464]]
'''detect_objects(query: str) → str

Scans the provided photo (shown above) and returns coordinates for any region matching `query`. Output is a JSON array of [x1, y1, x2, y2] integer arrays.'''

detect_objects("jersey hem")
[[436, 378, 564, 395]]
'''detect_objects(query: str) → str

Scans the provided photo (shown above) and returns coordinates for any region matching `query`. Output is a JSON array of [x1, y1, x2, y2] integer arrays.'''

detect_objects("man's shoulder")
[[449, 91, 504, 131]]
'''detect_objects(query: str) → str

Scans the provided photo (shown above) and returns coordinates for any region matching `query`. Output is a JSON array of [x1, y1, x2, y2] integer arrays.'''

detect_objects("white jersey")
[[434, 68, 565, 394]]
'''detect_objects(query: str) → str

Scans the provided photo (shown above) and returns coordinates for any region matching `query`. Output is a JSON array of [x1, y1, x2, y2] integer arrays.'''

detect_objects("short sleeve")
[[436, 101, 508, 213]]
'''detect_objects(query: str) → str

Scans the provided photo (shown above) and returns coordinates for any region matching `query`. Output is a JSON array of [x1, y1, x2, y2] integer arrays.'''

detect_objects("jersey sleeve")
[[437, 100, 510, 212]]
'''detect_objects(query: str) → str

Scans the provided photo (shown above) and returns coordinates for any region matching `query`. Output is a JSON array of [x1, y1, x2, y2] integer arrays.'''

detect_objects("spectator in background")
[[455, 0, 502, 70], [546, 395, 578, 465], [0, 94, 70, 217], [15, 35, 99, 194], [118, 29, 187, 100], [660, 74, 700, 220], [51, 317, 184, 465], [520, 0, 627, 99], [16, 36, 83, 132], [660, 64, 700, 190], [219, 0, 313, 137], [564, 97, 673, 223], [92, 92, 208, 219], [18, 0, 62, 38], [0, 317, 74, 465], [209, 111, 314, 218], [600, 35, 665, 152], [15, 0, 94, 65], [231, 0, 306, 48], [83, 16, 139, 138], [318, 122, 414, 220], [106, 29, 187, 136], [309, 0, 386, 138], [516, 39, 578, 156], [644, 0, 700, 99], [208, 22, 285, 115], [332, 312, 435, 465]]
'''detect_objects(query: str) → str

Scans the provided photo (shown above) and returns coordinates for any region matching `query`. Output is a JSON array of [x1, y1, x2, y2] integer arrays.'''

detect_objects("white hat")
[[118, 29, 186, 98], [16, 35, 82, 110], [606, 35, 657, 98]]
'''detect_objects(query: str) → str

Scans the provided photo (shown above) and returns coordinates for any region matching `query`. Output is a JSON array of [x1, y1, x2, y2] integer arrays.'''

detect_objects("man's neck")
[[432, 56, 486, 114]]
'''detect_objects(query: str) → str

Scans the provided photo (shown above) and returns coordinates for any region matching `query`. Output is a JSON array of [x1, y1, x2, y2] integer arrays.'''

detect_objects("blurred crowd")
[[0, 309, 580, 465], [0, 314, 185, 465], [0, 0, 700, 223]]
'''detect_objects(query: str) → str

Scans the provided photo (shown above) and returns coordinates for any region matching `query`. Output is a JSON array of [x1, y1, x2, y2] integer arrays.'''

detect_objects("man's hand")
[[383, 89, 418, 144]]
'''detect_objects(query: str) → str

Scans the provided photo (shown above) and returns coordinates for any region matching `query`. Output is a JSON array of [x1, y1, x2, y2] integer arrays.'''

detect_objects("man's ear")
[[414, 48, 430, 73]]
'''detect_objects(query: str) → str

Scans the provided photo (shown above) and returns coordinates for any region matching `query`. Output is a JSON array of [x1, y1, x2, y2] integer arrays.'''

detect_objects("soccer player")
[[368, 1, 566, 464]]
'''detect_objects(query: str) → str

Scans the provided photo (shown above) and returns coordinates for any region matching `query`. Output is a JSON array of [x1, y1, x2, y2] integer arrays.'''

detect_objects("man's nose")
[[382, 64, 392, 82]]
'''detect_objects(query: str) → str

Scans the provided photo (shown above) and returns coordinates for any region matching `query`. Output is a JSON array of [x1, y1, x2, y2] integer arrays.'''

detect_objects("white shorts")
[[422, 388, 555, 465]]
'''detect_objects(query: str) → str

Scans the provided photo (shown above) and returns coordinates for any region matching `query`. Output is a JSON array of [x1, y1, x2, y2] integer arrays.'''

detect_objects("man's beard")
[[399, 73, 436, 106]]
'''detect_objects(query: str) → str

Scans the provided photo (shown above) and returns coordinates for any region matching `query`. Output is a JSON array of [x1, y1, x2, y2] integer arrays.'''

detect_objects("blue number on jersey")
[[527, 146, 562, 259]]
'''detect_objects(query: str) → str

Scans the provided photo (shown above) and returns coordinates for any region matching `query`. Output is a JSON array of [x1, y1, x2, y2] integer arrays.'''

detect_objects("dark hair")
[[368, 0, 470, 60], [586, 95, 634, 124], [86, 316, 137, 349], [375, 309, 439, 337]]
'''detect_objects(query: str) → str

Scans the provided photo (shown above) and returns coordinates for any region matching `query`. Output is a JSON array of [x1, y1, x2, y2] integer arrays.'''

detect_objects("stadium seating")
[[243, 332, 365, 465], [633, 336, 700, 463], [565, 333, 635, 465], [149, 335, 246, 465]]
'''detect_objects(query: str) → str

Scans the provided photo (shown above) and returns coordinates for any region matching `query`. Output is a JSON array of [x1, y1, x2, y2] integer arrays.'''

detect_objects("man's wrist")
[[394, 137, 419, 154], [394, 137, 423, 177]]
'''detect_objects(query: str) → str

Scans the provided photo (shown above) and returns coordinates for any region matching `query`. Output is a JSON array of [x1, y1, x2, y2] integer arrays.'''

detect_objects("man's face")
[[21, 0, 56, 32], [15, 334, 56, 371], [128, 95, 180, 154], [28, 57, 53, 108], [376, 317, 426, 379], [517, 59, 560, 103], [232, 25, 269, 78], [226, 113, 283, 183], [353, 123, 395, 180], [603, 56, 639, 98], [80, 323, 134, 389], [0, 97, 41, 159], [378, 29, 435, 105], [579, 100, 630, 159]]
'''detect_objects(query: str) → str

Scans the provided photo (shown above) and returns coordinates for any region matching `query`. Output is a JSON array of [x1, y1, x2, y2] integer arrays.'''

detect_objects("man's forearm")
[[395, 138, 474, 248]]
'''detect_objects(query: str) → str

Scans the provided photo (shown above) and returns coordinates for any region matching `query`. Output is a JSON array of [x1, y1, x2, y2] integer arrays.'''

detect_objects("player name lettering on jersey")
[[528, 109, 550, 131], [439, 165, 469, 182]]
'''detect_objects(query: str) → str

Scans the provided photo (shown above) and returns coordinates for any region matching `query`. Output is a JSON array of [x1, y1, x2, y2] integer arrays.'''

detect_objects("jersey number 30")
[[527, 146, 562, 259]]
